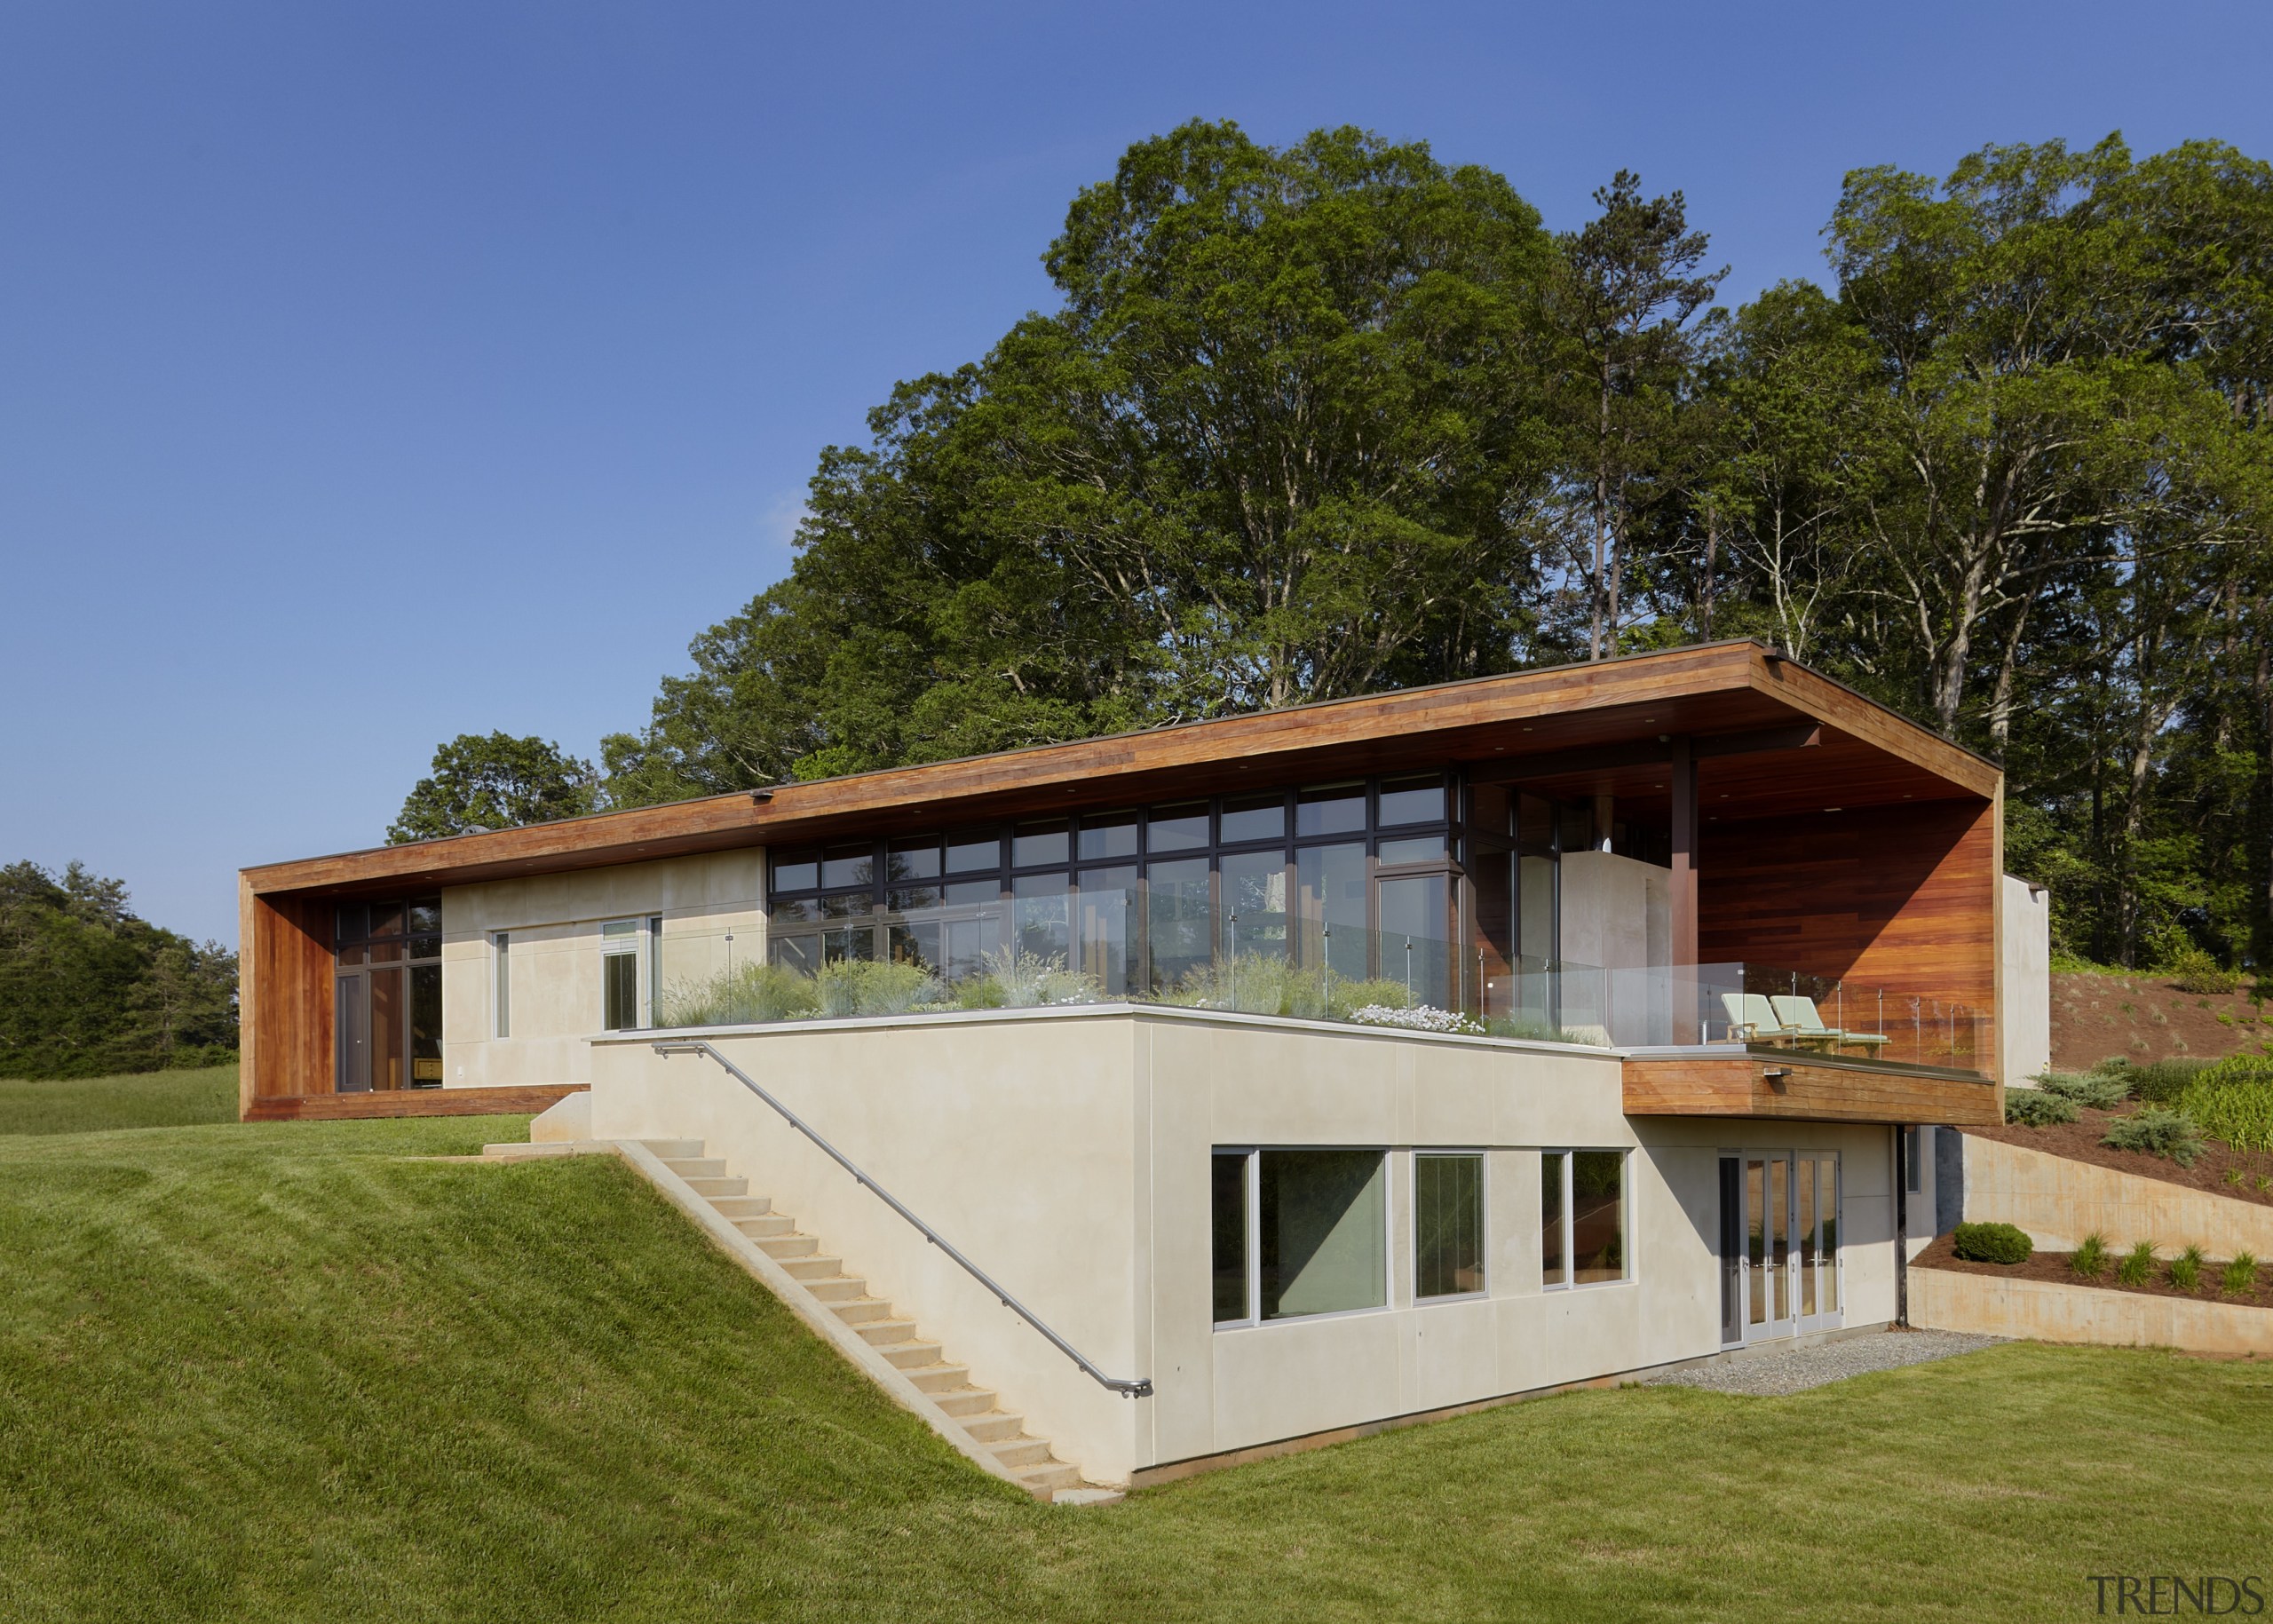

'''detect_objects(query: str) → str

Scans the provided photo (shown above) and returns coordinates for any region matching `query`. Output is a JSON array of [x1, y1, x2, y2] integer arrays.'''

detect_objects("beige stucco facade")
[[585, 1007, 1900, 1487], [440, 851, 765, 1089]]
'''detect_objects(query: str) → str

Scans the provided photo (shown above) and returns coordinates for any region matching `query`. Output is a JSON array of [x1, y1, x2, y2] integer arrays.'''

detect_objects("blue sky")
[[4, 1, 2269, 946]]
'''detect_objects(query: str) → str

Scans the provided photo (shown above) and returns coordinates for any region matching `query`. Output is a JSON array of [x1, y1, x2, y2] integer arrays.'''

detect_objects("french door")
[[1720, 1151, 1841, 1344]]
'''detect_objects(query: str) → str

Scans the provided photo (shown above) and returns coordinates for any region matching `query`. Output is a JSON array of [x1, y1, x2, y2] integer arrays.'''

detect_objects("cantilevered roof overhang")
[[242, 640, 1998, 899]]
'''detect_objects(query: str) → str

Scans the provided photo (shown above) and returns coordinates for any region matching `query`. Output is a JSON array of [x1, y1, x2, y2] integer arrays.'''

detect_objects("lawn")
[[4, 1117, 2269, 1622], [0, 1063, 240, 1135]]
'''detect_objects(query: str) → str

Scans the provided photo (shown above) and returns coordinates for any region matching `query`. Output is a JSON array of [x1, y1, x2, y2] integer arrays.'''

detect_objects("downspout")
[[1894, 1125, 1910, 1328]]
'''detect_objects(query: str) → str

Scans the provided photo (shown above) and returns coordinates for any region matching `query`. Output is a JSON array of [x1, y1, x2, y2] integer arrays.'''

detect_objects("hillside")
[[2049, 970, 2270, 1070]]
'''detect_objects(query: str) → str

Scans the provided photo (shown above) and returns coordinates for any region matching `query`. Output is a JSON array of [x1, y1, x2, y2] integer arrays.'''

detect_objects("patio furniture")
[[1770, 994, 1891, 1054], [1721, 992, 1795, 1044]]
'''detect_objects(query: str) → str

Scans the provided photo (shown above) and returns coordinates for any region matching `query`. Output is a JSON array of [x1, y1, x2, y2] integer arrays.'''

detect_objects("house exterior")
[[239, 641, 2023, 1486]]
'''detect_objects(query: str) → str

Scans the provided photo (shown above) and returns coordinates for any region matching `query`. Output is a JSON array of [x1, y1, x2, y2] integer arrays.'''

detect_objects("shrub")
[[2117, 1240, 2158, 1287], [812, 959, 946, 1017], [2004, 1088, 2079, 1127], [2168, 1244, 2206, 1293], [2165, 946, 2241, 995], [2036, 1070, 2130, 1110], [2221, 1251, 2260, 1296], [2179, 1057, 2273, 1154], [2101, 1107, 2206, 1166], [979, 947, 1099, 1009], [1346, 1004, 1483, 1034], [1952, 1221, 2032, 1265], [2070, 1232, 2109, 1279], [655, 962, 819, 1027], [2119, 1058, 2216, 1106], [953, 974, 1006, 1010]]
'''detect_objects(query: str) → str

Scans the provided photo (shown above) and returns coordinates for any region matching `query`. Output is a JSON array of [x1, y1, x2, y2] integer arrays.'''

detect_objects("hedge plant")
[[2005, 1089, 2079, 1127], [2179, 1056, 2273, 1154], [1952, 1221, 2031, 1264], [2101, 1106, 2206, 1166]]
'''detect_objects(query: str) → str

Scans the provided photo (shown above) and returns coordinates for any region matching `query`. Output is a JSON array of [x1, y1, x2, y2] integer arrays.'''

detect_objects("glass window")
[[1377, 874, 1451, 1009], [1377, 773, 1447, 827], [1146, 857, 1212, 993], [368, 903, 405, 939], [945, 831, 1001, 874], [1012, 872, 1070, 966], [1571, 1151, 1625, 1283], [409, 964, 443, 1086], [1013, 820, 1069, 868], [819, 892, 873, 919], [1558, 801, 1596, 856], [772, 897, 820, 925], [334, 904, 368, 946], [1219, 850, 1289, 960], [942, 878, 998, 906], [369, 967, 403, 1089], [1075, 866, 1139, 995], [1259, 1150, 1386, 1320], [1147, 804, 1209, 852], [494, 933, 510, 1038], [1219, 792, 1287, 845], [408, 899, 442, 935], [1295, 843, 1367, 982], [771, 935, 820, 976], [820, 843, 874, 890], [1376, 834, 1445, 867], [1295, 783, 1366, 838], [603, 950, 638, 1031], [888, 884, 943, 913], [1414, 1153, 1485, 1299], [1077, 811, 1138, 862], [772, 851, 820, 892], [1542, 1152, 1566, 1286], [1212, 1151, 1250, 1325], [886, 838, 942, 882]]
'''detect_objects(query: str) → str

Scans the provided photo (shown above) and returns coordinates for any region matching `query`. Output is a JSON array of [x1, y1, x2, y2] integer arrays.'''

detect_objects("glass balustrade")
[[645, 911, 1983, 1072]]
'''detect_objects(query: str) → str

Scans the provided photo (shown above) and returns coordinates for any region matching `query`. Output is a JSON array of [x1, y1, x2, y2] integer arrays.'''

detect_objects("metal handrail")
[[652, 1039, 1152, 1399]]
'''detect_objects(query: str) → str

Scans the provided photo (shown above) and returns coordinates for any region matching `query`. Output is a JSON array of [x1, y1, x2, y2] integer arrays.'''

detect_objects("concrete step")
[[854, 1317, 919, 1346], [733, 1214, 796, 1239], [960, 1411, 1026, 1443], [901, 1362, 970, 1394], [682, 1176, 748, 1199], [637, 1139, 706, 1161], [880, 1340, 945, 1370], [1018, 1461, 1083, 1493], [755, 1233, 818, 1259], [661, 1157, 726, 1180], [929, 1388, 1000, 1418], [828, 1297, 895, 1325], [707, 1195, 772, 1219], [989, 1437, 1055, 1468], [780, 1254, 843, 1280], [802, 1275, 867, 1303]]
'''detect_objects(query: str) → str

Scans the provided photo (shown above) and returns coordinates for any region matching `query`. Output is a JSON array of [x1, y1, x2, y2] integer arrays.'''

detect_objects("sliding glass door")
[[1723, 1150, 1841, 1344]]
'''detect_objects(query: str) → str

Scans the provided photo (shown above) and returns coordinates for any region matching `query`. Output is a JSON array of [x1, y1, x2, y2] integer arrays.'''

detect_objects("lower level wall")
[[1960, 1133, 2273, 1257], [1913, 1266, 2273, 1355], [589, 1009, 1902, 1485]]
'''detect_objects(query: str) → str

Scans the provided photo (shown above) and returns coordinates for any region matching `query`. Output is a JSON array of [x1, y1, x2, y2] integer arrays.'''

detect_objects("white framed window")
[[493, 932, 511, 1038], [1414, 1150, 1486, 1300], [1211, 1146, 1388, 1327], [1541, 1148, 1628, 1288], [601, 920, 642, 1031]]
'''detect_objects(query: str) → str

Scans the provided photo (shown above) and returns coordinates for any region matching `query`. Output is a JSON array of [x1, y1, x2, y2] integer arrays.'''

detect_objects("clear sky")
[[4, 1, 2269, 947]]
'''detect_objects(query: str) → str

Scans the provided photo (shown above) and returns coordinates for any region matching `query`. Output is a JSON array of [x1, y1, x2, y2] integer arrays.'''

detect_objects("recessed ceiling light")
[[1826, 806, 1842, 812]]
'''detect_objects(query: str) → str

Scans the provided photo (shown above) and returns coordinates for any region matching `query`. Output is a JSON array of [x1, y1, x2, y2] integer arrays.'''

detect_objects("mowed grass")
[[0, 1063, 240, 1135], [4, 1119, 2271, 1622]]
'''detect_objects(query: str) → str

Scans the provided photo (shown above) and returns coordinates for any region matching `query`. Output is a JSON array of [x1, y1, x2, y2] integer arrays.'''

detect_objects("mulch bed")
[[1966, 1104, 2273, 1208], [1913, 1232, 2273, 1310]]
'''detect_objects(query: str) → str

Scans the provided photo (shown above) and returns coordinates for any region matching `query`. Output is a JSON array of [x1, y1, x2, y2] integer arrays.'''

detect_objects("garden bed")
[[1913, 1232, 2273, 1310], [1967, 1103, 2273, 1207]]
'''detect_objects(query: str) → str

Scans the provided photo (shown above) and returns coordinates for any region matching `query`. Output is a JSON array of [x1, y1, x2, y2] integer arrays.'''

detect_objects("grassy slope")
[[3, 1120, 2269, 1623], [0, 1064, 240, 1135]]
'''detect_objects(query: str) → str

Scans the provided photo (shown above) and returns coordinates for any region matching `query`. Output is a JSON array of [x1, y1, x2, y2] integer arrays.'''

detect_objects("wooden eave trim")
[[242, 640, 1993, 897]]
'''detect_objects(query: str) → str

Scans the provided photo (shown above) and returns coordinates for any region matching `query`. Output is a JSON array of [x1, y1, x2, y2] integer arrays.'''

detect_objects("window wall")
[[333, 898, 442, 1092], [767, 772, 1505, 1006], [1541, 1149, 1627, 1287]]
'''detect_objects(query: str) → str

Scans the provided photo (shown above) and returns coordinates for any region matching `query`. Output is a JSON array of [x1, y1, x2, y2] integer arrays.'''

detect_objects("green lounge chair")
[[1720, 992, 1794, 1044], [1770, 994, 1890, 1054]]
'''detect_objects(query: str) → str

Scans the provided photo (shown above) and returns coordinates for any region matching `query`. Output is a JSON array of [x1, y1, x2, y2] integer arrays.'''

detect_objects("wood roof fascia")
[[1746, 658, 2000, 799], [242, 641, 1990, 898]]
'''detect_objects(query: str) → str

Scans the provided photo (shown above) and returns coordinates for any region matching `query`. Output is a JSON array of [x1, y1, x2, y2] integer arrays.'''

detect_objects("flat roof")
[[242, 640, 1998, 898]]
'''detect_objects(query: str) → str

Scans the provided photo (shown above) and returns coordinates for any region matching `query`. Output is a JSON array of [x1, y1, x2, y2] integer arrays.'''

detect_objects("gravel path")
[[1641, 1330, 2007, 1397]]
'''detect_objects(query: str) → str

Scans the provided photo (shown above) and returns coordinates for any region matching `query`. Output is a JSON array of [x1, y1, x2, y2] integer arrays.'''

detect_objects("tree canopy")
[[388, 733, 600, 844], [470, 122, 2273, 973]]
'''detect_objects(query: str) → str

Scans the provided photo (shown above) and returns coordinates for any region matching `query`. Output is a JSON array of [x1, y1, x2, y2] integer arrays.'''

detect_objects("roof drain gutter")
[[652, 1038, 1152, 1399]]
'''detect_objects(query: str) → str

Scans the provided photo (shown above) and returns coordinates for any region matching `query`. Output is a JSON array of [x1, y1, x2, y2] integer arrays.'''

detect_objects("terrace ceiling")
[[243, 640, 1998, 899]]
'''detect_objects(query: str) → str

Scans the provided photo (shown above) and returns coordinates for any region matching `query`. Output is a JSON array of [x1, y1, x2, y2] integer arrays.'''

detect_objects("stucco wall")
[[588, 1009, 1898, 1485], [2000, 875, 2051, 1085], [441, 850, 764, 1088]]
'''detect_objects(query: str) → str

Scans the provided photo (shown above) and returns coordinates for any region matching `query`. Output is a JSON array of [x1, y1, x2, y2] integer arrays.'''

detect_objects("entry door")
[[1744, 1154, 1795, 1342], [335, 973, 369, 1093]]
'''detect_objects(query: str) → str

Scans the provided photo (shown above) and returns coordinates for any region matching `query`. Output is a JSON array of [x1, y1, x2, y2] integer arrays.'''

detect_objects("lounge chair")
[[1770, 994, 1890, 1054], [1720, 992, 1794, 1044]]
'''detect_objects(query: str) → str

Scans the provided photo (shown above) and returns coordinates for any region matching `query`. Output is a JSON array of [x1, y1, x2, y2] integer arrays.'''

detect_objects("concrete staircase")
[[494, 1135, 1091, 1499]]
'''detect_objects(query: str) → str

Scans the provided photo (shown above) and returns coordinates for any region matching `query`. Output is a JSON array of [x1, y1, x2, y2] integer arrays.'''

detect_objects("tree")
[[387, 733, 600, 844], [603, 121, 1563, 798]]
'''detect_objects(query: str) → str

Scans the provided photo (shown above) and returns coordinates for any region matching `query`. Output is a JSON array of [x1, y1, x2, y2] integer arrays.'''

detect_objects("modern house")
[[239, 641, 2032, 1489]]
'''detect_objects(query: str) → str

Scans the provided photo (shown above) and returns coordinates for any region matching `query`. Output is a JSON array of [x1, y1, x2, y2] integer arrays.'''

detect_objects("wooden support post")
[[1670, 735, 1699, 1042]]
